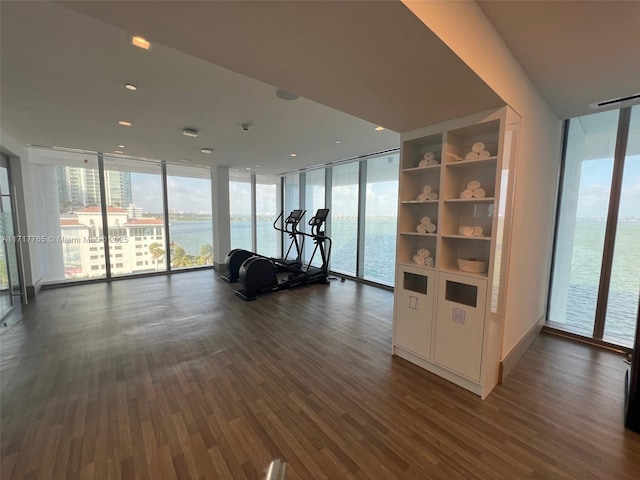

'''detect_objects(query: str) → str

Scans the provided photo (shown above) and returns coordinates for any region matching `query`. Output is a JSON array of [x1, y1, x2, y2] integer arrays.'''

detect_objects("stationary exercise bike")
[[234, 208, 331, 301], [222, 209, 305, 283]]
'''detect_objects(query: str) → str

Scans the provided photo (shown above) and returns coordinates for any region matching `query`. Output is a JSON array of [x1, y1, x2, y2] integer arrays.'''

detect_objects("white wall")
[[0, 128, 45, 295], [403, 1, 563, 357]]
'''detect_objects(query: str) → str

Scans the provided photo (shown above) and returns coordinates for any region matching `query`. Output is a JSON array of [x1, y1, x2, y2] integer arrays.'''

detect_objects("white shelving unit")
[[392, 107, 520, 398]]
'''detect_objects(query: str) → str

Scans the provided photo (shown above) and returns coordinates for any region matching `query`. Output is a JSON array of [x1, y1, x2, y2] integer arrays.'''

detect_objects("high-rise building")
[[55, 167, 132, 212]]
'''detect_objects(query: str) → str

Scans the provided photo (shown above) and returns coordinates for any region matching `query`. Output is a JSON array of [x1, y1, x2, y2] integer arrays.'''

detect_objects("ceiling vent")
[[590, 93, 640, 110]]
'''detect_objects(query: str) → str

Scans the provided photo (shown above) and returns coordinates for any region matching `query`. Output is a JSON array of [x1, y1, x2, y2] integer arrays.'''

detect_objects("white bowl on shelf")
[[457, 258, 487, 273]]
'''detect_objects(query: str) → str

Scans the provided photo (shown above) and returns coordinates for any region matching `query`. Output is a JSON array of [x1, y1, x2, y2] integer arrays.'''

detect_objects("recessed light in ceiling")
[[131, 36, 150, 50], [201, 148, 213, 154], [275, 88, 300, 101], [375, 126, 385, 131], [118, 144, 125, 148], [335, 140, 341, 144], [114, 150, 124, 154], [182, 128, 199, 138], [125, 83, 137, 91], [290, 153, 297, 157], [245, 167, 251, 170], [256, 165, 260, 168], [118, 120, 132, 127]]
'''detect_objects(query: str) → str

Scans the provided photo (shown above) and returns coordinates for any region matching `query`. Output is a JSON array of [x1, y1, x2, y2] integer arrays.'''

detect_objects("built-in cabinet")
[[392, 107, 520, 398]]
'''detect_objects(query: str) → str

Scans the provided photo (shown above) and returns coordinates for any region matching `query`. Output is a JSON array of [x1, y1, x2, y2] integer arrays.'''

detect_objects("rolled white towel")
[[460, 189, 473, 199], [459, 225, 475, 236], [413, 254, 426, 266], [424, 256, 435, 267], [416, 224, 428, 234], [418, 159, 429, 168], [472, 142, 485, 153], [426, 159, 440, 166], [422, 185, 432, 194], [479, 150, 491, 159], [417, 248, 431, 258], [425, 223, 437, 233], [423, 152, 435, 161], [467, 180, 481, 190], [465, 151, 479, 161], [473, 226, 484, 236], [420, 216, 431, 226], [473, 188, 486, 199], [428, 192, 438, 201], [417, 192, 429, 201]]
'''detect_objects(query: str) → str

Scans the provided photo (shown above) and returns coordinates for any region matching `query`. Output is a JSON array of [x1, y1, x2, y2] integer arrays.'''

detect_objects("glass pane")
[[29, 150, 106, 282], [167, 164, 213, 269], [331, 163, 359, 275], [604, 106, 640, 346], [304, 169, 325, 266], [284, 173, 300, 213], [0, 166, 9, 196], [103, 157, 166, 276], [364, 153, 399, 285], [548, 109, 619, 335], [230, 171, 252, 251], [256, 175, 278, 258]]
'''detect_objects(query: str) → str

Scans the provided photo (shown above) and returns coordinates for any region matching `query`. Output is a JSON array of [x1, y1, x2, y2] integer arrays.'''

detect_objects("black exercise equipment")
[[221, 209, 305, 283], [234, 208, 331, 301]]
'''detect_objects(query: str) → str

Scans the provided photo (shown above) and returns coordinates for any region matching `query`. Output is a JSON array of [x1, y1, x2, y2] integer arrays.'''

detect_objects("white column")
[[211, 166, 230, 272]]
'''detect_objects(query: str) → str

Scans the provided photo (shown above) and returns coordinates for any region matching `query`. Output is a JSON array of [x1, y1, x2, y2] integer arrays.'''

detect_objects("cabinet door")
[[433, 272, 487, 381], [394, 266, 435, 359]]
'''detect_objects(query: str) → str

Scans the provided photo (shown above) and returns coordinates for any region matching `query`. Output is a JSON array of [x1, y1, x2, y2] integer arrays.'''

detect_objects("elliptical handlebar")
[[273, 209, 306, 234]]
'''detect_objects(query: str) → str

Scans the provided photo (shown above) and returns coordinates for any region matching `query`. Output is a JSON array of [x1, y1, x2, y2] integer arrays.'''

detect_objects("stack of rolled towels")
[[416, 184, 439, 201], [413, 247, 435, 267], [463, 142, 492, 161], [458, 225, 485, 237], [416, 216, 437, 234], [459, 180, 486, 199], [418, 151, 440, 168]]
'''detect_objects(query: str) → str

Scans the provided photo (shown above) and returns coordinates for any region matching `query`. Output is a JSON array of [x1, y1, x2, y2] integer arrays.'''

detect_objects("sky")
[[577, 155, 640, 219], [129, 154, 639, 219]]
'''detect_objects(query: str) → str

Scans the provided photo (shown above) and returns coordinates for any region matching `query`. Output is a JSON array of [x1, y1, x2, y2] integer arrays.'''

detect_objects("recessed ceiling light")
[[114, 150, 124, 154], [335, 140, 341, 144], [375, 126, 385, 131], [125, 83, 137, 91], [201, 148, 213, 154], [256, 165, 260, 168], [118, 120, 132, 127], [290, 153, 297, 157], [245, 167, 251, 170], [182, 128, 199, 138], [118, 144, 125, 148], [132, 36, 150, 50]]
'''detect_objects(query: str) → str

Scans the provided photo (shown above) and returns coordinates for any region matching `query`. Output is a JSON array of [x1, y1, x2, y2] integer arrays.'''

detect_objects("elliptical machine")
[[234, 208, 331, 301], [222, 209, 305, 283]]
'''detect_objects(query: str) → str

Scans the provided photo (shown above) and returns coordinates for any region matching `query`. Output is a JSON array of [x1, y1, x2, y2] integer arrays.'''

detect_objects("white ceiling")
[[2, 1, 637, 176], [477, 0, 640, 119], [1, 0, 502, 175]]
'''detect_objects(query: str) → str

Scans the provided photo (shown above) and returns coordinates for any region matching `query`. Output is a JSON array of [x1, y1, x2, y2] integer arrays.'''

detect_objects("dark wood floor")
[[1, 271, 639, 479]]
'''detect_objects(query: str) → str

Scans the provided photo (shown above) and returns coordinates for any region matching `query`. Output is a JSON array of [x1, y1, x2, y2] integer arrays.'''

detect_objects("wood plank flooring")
[[1, 270, 639, 479]]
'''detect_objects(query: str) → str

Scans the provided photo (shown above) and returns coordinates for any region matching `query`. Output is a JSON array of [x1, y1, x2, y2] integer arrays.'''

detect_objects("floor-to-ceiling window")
[[30, 149, 107, 282], [103, 157, 166, 276], [331, 163, 359, 276], [229, 171, 253, 251], [548, 105, 639, 347], [167, 164, 213, 268], [304, 169, 326, 266], [0, 153, 21, 319], [363, 153, 399, 285], [29, 148, 215, 283], [255, 174, 279, 258]]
